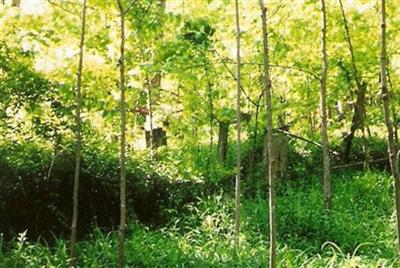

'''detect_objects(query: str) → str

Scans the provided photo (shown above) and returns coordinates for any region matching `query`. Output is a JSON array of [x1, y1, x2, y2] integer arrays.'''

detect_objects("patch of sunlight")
[[110, 90, 120, 101], [133, 137, 146, 150], [21, 0, 48, 15], [343, 0, 374, 14]]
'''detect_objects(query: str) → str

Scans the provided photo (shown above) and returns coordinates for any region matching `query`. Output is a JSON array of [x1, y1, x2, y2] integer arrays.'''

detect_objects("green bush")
[[1, 170, 399, 266], [0, 142, 205, 242]]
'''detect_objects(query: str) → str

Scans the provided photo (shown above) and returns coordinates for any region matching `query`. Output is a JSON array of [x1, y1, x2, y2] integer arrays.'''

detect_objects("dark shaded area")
[[145, 127, 167, 148], [0, 142, 204, 243], [241, 133, 390, 189], [0, 135, 389, 244], [181, 18, 215, 47], [217, 120, 229, 162]]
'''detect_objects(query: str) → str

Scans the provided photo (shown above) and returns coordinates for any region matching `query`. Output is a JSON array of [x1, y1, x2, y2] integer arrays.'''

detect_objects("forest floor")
[[1, 170, 398, 267]]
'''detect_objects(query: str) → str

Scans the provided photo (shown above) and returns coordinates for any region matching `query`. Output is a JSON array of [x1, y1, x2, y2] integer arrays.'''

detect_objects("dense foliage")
[[1, 0, 400, 266], [1, 170, 398, 266]]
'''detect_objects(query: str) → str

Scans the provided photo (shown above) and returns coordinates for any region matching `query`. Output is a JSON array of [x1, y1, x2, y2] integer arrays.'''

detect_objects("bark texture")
[[321, 0, 332, 210], [338, 0, 368, 163], [146, 0, 166, 159], [234, 0, 242, 249], [145, 128, 167, 148], [259, 0, 276, 266], [380, 0, 400, 254], [69, 0, 87, 266], [11, 0, 20, 7], [117, 0, 127, 266], [217, 121, 229, 163]]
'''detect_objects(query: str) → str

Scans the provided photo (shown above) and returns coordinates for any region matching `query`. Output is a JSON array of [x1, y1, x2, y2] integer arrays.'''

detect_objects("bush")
[[0, 142, 205, 242], [0, 169, 398, 266]]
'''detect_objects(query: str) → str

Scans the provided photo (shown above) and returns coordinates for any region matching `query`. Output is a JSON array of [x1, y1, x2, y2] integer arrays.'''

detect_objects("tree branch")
[[47, 0, 79, 17], [274, 128, 341, 156], [123, 0, 138, 15]]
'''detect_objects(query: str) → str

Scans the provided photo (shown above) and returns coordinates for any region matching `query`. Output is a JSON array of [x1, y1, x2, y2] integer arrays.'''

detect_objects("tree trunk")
[[146, 0, 166, 160], [117, 0, 127, 267], [387, 67, 399, 150], [11, 0, 20, 7], [234, 0, 242, 249], [69, 0, 87, 266], [206, 67, 214, 175], [217, 120, 229, 163], [146, 74, 155, 158], [392, 103, 399, 150], [380, 0, 400, 254], [271, 133, 288, 179], [250, 103, 260, 174], [338, 0, 368, 163], [146, 128, 166, 148], [259, 1, 276, 267], [342, 82, 367, 160], [321, 0, 331, 210]]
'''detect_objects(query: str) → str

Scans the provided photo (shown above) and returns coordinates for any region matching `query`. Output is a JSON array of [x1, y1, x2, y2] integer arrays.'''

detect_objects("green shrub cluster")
[[0, 142, 205, 242], [1, 170, 398, 267]]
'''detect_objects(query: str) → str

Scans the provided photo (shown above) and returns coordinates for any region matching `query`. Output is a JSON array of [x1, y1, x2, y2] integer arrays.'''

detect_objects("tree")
[[380, 0, 400, 253], [11, 0, 20, 7], [69, 0, 87, 266], [338, 0, 368, 166], [259, 0, 275, 267], [320, 0, 331, 210], [234, 0, 241, 249], [147, 0, 166, 160], [116, 0, 134, 266]]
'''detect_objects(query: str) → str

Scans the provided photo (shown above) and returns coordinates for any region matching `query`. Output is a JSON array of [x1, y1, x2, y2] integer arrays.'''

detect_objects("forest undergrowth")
[[1, 167, 398, 267]]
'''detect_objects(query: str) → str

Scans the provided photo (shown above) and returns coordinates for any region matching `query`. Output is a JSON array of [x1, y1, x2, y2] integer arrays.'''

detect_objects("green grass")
[[1, 170, 399, 267]]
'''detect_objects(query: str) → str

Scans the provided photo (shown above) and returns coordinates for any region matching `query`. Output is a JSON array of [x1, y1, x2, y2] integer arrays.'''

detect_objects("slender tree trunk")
[[139, 39, 155, 157], [117, 0, 127, 266], [338, 0, 359, 87], [392, 110, 399, 151], [387, 67, 399, 149], [250, 103, 260, 174], [338, 0, 368, 164], [341, 82, 367, 162], [147, 74, 155, 159], [217, 120, 229, 163], [146, 0, 166, 159], [309, 114, 314, 134], [69, 1, 87, 266], [321, 0, 331, 210], [207, 76, 214, 174], [380, 0, 400, 253], [362, 127, 370, 170], [234, 0, 242, 249], [259, 1, 275, 267], [208, 78, 214, 149], [11, 0, 20, 7]]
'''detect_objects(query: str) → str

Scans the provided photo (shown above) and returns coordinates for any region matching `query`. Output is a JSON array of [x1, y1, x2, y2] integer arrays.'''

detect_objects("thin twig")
[[219, 56, 320, 81], [46, 150, 64, 182], [137, 0, 155, 28], [331, 157, 388, 169], [274, 128, 341, 156], [47, 0, 79, 17], [123, 0, 138, 16]]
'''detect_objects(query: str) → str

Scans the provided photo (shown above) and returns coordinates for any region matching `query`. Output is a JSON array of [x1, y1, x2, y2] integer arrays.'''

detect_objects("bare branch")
[[213, 51, 258, 106], [123, 0, 138, 16], [137, 0, 155, 28], [331, 157, 388, 169], [47, 0, 80, 17], [274, 128, 341, 157]]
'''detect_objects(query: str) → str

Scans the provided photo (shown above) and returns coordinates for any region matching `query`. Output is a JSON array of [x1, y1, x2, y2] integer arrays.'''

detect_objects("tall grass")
[[1, 170, 398, 267]]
